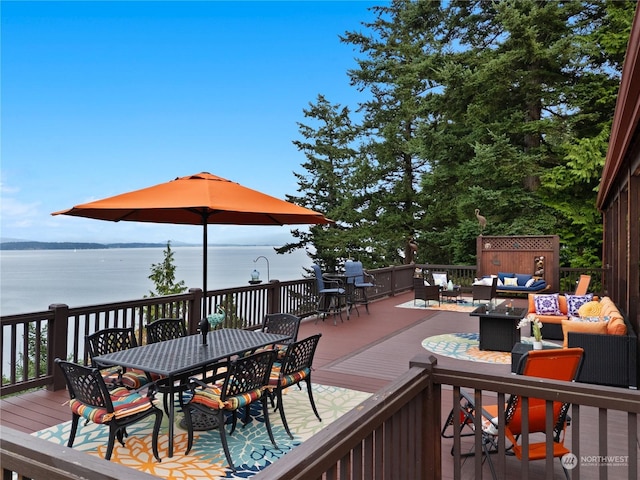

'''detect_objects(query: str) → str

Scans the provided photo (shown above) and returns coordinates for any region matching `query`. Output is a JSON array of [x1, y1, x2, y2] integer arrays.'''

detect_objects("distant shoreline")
[[0, 241, 270, 251]]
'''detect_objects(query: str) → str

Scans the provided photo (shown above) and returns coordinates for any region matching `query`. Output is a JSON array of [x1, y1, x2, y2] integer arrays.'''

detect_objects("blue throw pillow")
[[534, 293, 561, 315], [515, 273, 532, 286], [565, 293, 594, 316]]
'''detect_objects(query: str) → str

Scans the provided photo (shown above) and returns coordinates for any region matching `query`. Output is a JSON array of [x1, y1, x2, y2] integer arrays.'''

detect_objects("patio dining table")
[[92, 328, 290, 457]]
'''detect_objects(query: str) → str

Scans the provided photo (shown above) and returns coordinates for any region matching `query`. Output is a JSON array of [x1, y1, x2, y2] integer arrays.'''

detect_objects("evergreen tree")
[[276, 95, 360, 271]]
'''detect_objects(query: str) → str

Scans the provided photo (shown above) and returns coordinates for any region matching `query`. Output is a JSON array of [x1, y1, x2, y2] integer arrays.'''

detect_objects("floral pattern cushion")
[[565, 293, 594, 316], [534, 293, 561, 315]]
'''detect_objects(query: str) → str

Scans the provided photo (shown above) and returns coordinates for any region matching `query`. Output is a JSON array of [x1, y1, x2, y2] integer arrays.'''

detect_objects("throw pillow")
[[525, 278, 535, 288], [504, 277, 519, 287], [562, 318, 608, 348], [578, 301, 602, 317], [607, 316, 627, 335], [565, 293, 594, 316], [534, 293, 561, 315]]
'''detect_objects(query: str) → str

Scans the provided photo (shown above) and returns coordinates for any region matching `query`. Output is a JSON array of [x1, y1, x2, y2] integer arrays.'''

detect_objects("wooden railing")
[[2, 355, 638, 480], [1, 264, 601, 396], [1, 264, 421, 396]]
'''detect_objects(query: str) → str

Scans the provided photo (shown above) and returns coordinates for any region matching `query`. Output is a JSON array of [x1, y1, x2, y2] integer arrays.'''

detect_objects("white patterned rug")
[[396, 297, 503, 313]]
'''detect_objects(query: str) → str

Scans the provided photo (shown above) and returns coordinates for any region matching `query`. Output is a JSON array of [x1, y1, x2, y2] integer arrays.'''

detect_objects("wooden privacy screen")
[[476, 235, 560, 291]]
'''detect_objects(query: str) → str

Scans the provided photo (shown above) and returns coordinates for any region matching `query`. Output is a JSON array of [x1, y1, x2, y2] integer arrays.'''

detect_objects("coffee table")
[[470, 305, 526, 352]]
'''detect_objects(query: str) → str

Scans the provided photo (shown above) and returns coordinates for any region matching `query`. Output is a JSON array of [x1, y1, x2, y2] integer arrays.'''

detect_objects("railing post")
[[390, 265, 397, 296], [410, 354, 441, 480], [48, 304, 69, 391], [266, 280, 281, 315], [187, 288, 202, 335]]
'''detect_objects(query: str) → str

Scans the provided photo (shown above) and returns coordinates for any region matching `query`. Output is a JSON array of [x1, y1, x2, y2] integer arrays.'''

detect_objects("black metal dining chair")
[[55, 358, 163, 462], [146, 318, 187, 344], [145, 318, 188, 414], [182, 350, 277, 472], [86, 327, 151, 389], [268, 334, 322, 439]]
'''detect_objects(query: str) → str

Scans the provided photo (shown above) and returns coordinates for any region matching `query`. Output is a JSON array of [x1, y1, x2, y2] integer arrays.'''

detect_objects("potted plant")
[[517, 316, 543, 349]]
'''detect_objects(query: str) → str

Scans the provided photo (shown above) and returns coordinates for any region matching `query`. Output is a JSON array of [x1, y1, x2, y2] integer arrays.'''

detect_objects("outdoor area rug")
[[421, 333, 557, 364], [34, 384, 370, 479], [396, 297, 503, 313]]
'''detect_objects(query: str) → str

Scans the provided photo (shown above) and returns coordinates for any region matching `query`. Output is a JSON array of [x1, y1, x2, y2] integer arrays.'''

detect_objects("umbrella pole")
[[202, 216, 208, 316]]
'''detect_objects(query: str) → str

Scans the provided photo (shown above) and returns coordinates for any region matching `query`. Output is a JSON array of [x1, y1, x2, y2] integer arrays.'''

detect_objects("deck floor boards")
[[2, 291, 637, 479]]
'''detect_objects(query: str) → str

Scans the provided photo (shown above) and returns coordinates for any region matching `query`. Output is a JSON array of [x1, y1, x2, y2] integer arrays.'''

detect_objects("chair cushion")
[[70, 387, 153, 423], [268, 364, 310, 388], [534, 294, 561, 315], [120, 369, 151, 389], [190, 384, 263, 411]]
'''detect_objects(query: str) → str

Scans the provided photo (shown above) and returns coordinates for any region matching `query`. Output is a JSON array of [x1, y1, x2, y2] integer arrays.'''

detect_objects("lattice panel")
[[480, 236, 555, 251]]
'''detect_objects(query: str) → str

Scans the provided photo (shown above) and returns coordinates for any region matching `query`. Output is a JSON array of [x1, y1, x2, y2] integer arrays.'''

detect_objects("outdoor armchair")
[[413, 277, 440, 306], [472, 276, 498, 306], [55, 358, 163, 462]]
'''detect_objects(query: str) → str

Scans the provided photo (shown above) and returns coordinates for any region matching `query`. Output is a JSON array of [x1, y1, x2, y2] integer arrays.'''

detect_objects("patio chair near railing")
[[86, 327, 152, 390], [146, 318, 187, 344], [413, 277, 440, 306], [312, 264, 347, 325], [447, 347, 584, 479], [344, 260, 375, 315], [54, 358, 163, 462], [145, 318, 188, 414], [574, 274, 591, 295]]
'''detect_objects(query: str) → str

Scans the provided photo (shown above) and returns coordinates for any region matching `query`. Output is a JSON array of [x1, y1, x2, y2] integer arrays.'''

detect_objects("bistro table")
[[470, 304, 527, 352], [440, 286, 462, 303], [92, 328, 290, 457]]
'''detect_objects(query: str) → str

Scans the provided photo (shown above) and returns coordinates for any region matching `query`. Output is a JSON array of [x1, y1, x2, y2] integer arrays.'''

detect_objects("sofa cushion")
[[562, 318, 608, 347], [565, 294, 594, 316], [534, 293, 561, 315], [515, 273, 532, 286]]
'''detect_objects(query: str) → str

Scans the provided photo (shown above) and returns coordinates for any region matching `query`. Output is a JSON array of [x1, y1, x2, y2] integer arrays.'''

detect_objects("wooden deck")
[[1, 291, 637, 479]]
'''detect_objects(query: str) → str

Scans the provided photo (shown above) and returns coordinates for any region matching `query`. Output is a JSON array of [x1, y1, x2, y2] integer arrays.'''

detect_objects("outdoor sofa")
[[476, 272, 548, 295], [526, 294, 637, 389]]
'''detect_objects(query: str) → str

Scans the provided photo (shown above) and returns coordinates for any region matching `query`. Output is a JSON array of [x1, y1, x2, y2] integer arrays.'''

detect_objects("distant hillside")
[[0, 241, 168, 250]]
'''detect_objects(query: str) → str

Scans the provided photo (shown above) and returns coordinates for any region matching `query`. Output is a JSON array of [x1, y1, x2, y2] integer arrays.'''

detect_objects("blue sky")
[[1, 1, 382, 245]]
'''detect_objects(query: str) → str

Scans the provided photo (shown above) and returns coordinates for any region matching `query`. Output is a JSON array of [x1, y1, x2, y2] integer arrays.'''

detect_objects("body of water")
[[0, 246, 312, 315]]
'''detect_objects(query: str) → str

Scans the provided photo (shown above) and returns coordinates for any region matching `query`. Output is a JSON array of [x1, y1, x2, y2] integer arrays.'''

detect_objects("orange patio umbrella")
[[52, 172, 333, 312]]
